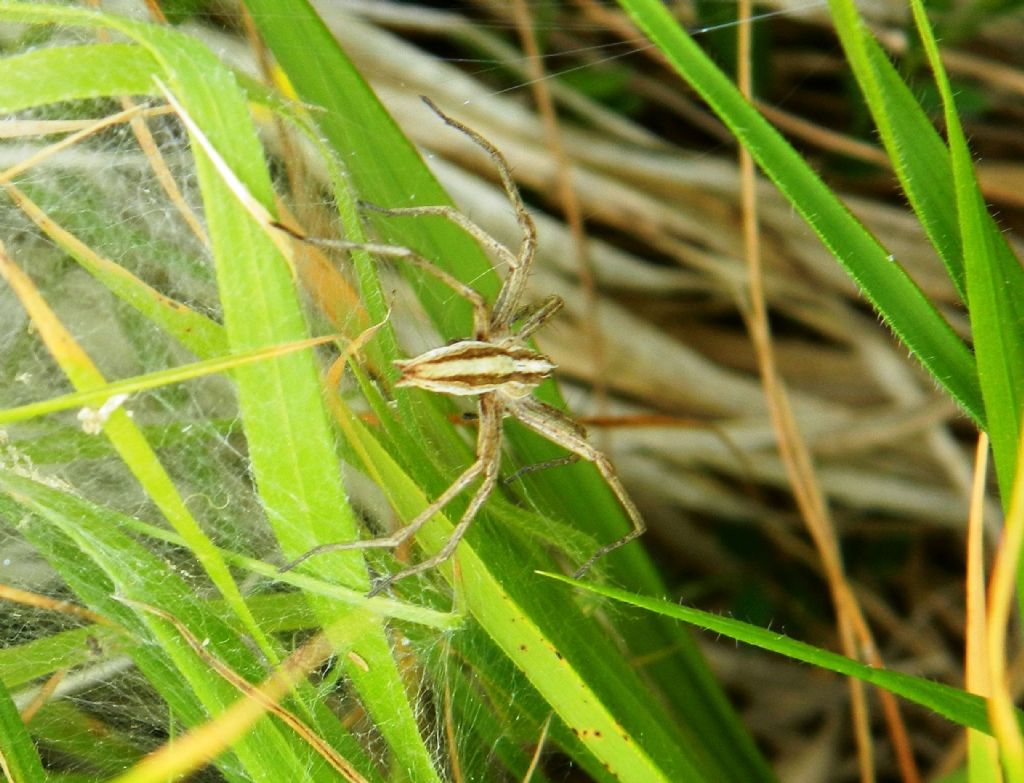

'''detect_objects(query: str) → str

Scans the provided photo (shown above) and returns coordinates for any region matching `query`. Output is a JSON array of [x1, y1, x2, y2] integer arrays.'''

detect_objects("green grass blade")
[[0, 335, 334, 425], [615, 0, 984, 426], [906, 0, 1023, 500], [151, 35, 443, 783], [28, 702, 143, 778], [115, 515, 460, 629], [825, 8, 969, 298], [2, 4, 441, 778], [159, 33, 443, 783], [546, 573, 1013, 737], [0, 676, 47, 783], [0, 42, 157, 111], [827, 0, 1024, 352], [0, 471, 344, 782], [0, 625, 123, 690]]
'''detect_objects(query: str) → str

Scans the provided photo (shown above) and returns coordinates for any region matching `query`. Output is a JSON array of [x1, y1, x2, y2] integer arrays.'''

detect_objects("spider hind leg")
[[508, 397, 646, 577]]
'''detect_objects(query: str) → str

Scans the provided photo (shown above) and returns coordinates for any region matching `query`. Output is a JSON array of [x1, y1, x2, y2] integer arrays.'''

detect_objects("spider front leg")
[[512, 295, 564, 340], [273, 222, 491, 339], [365, 98, 539, 331], [359, 198, 534, 337], [507, 397, 646, 577], [359, 202, 520, 274]]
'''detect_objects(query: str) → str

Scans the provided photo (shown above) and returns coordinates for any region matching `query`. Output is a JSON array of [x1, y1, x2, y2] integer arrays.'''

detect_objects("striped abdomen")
[[395, 340, 555, 398]]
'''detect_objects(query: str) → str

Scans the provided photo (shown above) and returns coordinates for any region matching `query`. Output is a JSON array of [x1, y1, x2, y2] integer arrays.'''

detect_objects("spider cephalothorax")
[[280, 98, 645, 596]]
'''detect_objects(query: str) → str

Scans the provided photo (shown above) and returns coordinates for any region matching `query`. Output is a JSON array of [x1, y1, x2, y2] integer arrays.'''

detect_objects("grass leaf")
[[545, 573, 1013, 737], [0, 676, 47, 783], [615, 0, 984, 426]]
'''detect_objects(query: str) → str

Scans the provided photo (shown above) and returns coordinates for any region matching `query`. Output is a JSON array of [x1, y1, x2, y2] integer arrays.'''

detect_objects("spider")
[[279, 97, 645, 596]]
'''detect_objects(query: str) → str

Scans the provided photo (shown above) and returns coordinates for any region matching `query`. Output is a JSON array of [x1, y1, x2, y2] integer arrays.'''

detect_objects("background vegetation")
[[0, 0, 1022, 781]]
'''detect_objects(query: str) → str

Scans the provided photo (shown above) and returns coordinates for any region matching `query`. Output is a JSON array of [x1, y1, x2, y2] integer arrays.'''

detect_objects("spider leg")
[[507, 397, 645, 577], [419, 96, 535, 266], [277, 455, 482, 574], [274, 222, 490, 338], [359, 202, 519, 272], [367, 395, 504, 596], [280, 395, 503, 596], [513, 295, 564, 341], [502, 453, 580, 485], [370, 463, 499, 596], [418, 97, 538, 330]]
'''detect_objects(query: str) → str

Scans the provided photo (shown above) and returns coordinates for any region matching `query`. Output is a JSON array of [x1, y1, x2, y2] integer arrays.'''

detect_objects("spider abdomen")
[[395, 340, 555, 397]]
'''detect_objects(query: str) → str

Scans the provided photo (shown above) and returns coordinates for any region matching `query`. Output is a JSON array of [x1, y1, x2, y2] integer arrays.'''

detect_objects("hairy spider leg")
[[359, 202, 519, 277], [279, 394, 502, 592], [360, 97, 537, 334], [273, 226, 492, 339], [507, 397, 646, 578], [365, 394, 504, 596], [420, 96, 536, 331], [513, 295, 564, 340]]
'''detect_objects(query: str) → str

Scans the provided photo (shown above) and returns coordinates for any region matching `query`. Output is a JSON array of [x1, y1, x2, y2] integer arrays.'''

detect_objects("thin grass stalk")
[[966, 433, 1002, 780]]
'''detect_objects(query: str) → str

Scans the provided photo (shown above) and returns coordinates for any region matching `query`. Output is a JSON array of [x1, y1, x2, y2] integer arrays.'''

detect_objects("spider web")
[[0, 18, 579, 783]]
